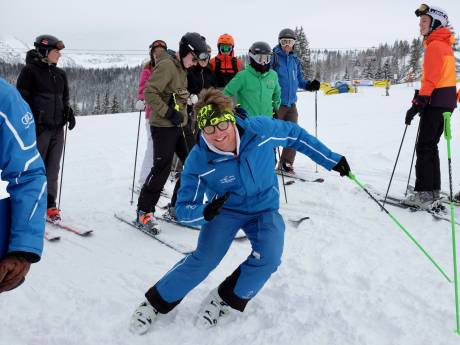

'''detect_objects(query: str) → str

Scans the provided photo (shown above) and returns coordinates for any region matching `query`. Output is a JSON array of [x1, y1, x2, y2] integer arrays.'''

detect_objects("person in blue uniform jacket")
[[129, 87, 351, 334], [0, 78, 47, 293]]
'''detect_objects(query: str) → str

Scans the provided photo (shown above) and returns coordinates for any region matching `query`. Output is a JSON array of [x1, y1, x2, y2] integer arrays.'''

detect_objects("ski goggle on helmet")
[[415, 4, 448, 31], [197, 104, 236, 135], [249, 51, 272, 65], [279, 38, 295, 47]]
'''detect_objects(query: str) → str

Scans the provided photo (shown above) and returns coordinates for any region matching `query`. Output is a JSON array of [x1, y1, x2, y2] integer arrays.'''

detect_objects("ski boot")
[[402, 191, 438, 210], [196, 288, 231, 329], [129, 300, 158, 335], [136, 210, 160, 235], [46, 207, 61, 222], [162, 204, 177, 221]]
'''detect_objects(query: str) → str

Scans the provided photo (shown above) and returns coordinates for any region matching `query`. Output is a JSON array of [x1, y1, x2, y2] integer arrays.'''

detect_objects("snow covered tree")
[[343, 66, 350, 81], [294, 26, 313, 79], [94, 93, 101, 115], [408, 38, 423, 79], [102, 91, 110, 114], [111, 95, 120, 114], [382, 59, 391, 80]]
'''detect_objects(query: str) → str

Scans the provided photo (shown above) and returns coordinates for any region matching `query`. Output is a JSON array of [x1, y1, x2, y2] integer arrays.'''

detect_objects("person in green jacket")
[[224, 41, 280, 117]]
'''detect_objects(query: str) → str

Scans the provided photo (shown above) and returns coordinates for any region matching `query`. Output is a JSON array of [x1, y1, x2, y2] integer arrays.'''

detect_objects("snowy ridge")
[[0, 35, 144, 68], [1, 85, 460, 344]]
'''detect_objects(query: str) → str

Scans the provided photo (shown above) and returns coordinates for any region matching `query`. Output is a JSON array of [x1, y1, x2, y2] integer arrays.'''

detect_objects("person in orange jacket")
[[210, 34, 242, 88], [404, 4, 457, 208]]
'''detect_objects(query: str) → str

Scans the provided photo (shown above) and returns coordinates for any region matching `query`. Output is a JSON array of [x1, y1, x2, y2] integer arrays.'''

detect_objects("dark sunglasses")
[[202, 121, 231, 135]]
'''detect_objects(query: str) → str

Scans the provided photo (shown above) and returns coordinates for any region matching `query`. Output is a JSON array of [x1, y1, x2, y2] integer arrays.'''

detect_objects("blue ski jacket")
[[0, 78, 47, 262], [271, 45, 309, 107], [175, 115, 342, 226]]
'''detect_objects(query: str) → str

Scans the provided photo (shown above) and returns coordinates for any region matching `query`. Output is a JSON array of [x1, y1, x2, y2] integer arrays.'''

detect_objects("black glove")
[[332, 156, 351, 177], [306, 79, 320, 92], [165, 107, 184, 126], [203, 192, 230, 221], [405, 105, 419, 125], [64, 106, 76, 130], [272, 108, 279, 119], [405, 92, 429, 125]]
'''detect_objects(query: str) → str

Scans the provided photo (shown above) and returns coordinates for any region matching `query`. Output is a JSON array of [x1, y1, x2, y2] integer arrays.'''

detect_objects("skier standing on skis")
[[210, 34, 242, 88], [136, 32, 209, 230], [135, 39, 168, 189], [16, 35, 75, 222], [0, 78, 47, 293], [129, 87, 351, 334], [224, 41, 281, 117], [271, 28, 321, 174], [403, 4, 457, 208]]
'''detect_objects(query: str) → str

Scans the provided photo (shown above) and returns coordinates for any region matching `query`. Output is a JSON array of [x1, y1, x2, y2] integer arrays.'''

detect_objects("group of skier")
[[0, 3, 458, 337]]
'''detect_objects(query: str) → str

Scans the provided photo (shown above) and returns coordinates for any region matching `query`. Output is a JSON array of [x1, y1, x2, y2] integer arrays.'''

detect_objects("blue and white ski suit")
[[0, 78, 47, 261], [147, 115, 342, 312]]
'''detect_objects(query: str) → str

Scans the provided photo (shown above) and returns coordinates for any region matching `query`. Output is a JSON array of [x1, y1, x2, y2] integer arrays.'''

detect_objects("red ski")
[[46, 219, 93, 236]]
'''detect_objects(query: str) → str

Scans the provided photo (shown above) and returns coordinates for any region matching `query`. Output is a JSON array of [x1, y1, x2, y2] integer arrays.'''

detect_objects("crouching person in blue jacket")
[[0, 78, 47, 293], [129, 87, 351, 334]]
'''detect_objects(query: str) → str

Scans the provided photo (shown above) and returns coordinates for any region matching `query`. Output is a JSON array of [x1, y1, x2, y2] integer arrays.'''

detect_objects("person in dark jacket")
[[187, 44, 216, 132], [403, 5, 457, 208], [16, 35, 75, 221]]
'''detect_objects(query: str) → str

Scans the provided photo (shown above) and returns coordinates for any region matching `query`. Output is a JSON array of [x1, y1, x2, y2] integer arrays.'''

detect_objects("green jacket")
[[223, 65, 280, 117], [144, 50, 189, 127]]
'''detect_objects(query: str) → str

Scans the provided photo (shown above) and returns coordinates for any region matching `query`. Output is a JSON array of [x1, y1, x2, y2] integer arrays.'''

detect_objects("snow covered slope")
[[1, 84, 460, 345]]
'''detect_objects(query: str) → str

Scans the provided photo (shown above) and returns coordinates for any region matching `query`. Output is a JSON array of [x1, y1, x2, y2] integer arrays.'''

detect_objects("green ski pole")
[[348, 172, 452, 283], [443, 111, 460, 335]]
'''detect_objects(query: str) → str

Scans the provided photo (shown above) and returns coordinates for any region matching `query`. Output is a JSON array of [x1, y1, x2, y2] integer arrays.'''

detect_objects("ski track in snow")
[[1, 84, 460, 344]]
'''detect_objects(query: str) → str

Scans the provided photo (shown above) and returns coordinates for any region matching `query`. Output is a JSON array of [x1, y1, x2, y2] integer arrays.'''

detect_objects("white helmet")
[[415, 4, 449, 32]]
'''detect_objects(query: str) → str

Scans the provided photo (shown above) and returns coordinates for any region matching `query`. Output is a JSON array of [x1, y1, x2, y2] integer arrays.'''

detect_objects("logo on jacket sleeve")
[[219, 175, 236, 184], [21, 112, 34, 129]]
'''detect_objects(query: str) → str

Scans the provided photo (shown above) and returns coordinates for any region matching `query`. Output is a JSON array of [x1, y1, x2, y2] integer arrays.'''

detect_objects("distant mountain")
[[0, 35, 145, 69]]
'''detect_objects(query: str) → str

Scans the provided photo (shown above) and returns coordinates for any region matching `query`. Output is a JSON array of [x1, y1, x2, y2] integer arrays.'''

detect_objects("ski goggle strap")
[[249, 52, 272, 65], [219, 44, 233, 54], [279, 38, 295, 47], [415, 3, 429, 16], [197, 104, 236, 130]]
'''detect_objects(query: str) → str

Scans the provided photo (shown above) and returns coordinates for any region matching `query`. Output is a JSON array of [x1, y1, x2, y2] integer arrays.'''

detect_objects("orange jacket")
[[420, 27, 457, 109], [210, 53, 242, 87]]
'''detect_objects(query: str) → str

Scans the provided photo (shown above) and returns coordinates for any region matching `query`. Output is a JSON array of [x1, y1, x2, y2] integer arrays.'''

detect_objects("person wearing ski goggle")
[[402, 4, 457, 208], [210, 33, 242, 88]]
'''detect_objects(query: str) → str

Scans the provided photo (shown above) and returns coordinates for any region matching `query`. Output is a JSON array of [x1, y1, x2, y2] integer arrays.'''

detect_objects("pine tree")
[[111, 95, 120, 114], [362, 61, 374, 79], [390, 56, 400, 83], [374, 60, 384, 80], [94, 93, 101, 114], [102, 91, 110, 114], [343, 66, 350, 81], [382, 59, 391, 80], [294, 26, 313, 79], [408, 38, 423, 79]]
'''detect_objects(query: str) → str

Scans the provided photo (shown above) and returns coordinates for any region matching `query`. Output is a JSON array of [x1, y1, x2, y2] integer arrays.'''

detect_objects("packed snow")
[[1, 84, 460, 345]]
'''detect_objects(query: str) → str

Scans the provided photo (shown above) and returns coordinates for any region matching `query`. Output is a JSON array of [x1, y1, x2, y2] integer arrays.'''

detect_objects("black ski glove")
[[272, 108, 279, 119], [305, 79, 320, 92], [165, 107, 183, 126], [332, 156, 351, 177], [203, 192, 230, 221], [405, 90, 429, 125], [64, 106, 76, 130]]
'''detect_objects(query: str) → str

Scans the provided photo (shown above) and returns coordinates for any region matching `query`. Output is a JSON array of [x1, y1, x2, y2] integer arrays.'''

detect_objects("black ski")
[[114, 213, 192, 255]]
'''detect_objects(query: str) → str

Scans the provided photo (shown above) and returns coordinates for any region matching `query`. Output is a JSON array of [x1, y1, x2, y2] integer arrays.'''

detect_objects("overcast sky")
[[1, 0, 460, 55]]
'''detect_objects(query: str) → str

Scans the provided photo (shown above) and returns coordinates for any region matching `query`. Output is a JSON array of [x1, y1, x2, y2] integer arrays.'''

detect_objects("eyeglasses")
[[415, 4, 429, 16], [279, 38, 295, 47], [219, 45, 232, 54], [248, 52, 272, 65], [191, 51, 210, 62], [203, 120, 231, 135]]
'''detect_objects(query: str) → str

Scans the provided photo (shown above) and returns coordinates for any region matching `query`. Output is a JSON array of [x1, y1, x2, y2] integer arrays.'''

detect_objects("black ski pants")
[[137, 125, 195, 213], [414, 106, 451, 192], [36, 127, 64, 208]]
